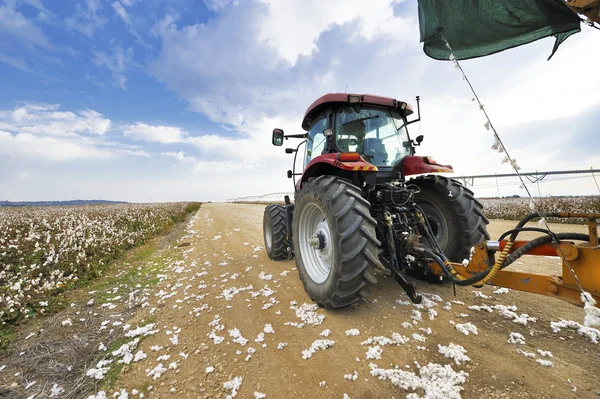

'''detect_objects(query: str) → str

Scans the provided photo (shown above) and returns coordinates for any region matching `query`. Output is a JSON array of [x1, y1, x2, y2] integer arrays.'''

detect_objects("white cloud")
[[0, 1, 53, 50], [257, 0, 404, 64], [65, 0, 108, 37], [0, 103, 111, 137], [111, 0, 149, 46], [117, 148, 151, 157], [161, 151, 196, 163], [0, 53, 32, 73], [111, 1, 130, 25], [203, 0, 238, 12], [92, 44, 134, 89], [0, 130, 112, 161], [123, 123, 187, 143]]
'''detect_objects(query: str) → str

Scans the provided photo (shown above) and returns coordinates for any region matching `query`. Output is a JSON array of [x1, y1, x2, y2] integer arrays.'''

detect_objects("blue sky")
[[1, 0, 599, 202]]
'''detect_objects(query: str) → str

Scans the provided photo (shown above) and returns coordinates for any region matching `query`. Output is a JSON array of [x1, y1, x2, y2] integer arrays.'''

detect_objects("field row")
[[0, 203, 200, 324], [479, 196, 600, 222]]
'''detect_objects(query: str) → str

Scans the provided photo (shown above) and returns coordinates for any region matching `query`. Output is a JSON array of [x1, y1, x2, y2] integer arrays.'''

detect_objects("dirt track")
[[116, 203, 599, 398]]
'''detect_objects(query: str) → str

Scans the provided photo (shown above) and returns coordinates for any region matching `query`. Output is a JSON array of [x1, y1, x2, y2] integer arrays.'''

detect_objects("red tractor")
[[263, 93, 489, 307]]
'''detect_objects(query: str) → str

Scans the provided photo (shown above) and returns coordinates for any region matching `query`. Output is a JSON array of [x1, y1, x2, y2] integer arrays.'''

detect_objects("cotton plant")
[[0, 203, 198, 323]]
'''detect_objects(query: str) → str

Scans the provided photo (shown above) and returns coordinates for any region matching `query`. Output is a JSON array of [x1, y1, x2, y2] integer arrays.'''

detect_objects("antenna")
[[344, 84, 348, 93]]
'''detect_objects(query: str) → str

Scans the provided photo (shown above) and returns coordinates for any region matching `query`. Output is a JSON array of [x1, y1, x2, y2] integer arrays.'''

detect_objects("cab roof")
[[302, 93, 414, 130]]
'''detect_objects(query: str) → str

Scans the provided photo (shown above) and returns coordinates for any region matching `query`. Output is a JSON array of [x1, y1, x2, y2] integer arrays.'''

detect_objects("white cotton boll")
[[581, 292, 600, 328], [320, 329, 331, 337], [147, 363, 167, 380], [277, 342, 287, 350], [133, 350, 146, 362], [516, 349, 536, 358], [508, 332, 526, 345], [536, 359, 553, 367], [49, 384, 65, 397], [493, 287, 510, 294], [343, 371, 358, 381], [253, 392, 266, 399], [264, 324, 275, 334], [455, 322, 478, 336], [295, 303, 325, 325], [484, 121, 490, 131], [537, 349, 553, 358], [369, 362, 468, 398], [428, 309, 438, 320], [412, 333, 426, 343], [438, 343, 470, 365], [205, 366, 214, 374], [411, 310, 422, 322], [302, 340, 335, 359], [223, 376, 243, 398], [345, 329, 360, 336], [366, 346, 383, 360], [228, 328, 248, 346], [255, 332, 265, 343]]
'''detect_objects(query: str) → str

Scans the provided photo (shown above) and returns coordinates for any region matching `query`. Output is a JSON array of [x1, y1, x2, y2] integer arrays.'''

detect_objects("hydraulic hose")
[[509, 212, 561, 242], [498, 227, 552, 241], [412, 204, 512, 286], [414, 209, 595, 287], [416, 247, 502, 286], [501, 232, 595, 269]]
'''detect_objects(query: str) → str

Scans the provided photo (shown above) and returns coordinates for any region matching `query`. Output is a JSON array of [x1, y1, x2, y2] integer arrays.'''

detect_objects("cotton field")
[[0, 203, 200, 324], [480, 196, 600, 222]]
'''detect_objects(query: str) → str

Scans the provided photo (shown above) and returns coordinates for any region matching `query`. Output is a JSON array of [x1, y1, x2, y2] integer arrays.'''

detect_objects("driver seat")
[[362, 138, 388, 165]]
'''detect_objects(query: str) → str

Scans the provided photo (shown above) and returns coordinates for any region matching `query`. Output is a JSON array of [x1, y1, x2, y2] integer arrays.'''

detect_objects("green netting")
[[418, 0, 581, 60]]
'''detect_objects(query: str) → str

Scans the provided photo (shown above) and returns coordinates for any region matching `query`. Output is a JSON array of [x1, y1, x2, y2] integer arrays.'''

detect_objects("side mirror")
[[415, 135, 424, 145], [272, 128, 284, 146]]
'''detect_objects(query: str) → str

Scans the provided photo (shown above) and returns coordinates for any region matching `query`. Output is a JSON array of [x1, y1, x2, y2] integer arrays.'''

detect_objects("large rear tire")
[[263, 204, 290, 260], [412, 175, 490, 263], [293, 176, 381, 309]]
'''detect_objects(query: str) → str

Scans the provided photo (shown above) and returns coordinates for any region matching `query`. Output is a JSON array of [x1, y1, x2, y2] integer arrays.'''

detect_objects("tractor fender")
[[297, 153, 378, 190], [402, 155, 454, 177]]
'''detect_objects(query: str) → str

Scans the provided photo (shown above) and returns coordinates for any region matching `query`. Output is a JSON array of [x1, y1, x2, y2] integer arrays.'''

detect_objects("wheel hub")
[[309, 232, 326, 250]]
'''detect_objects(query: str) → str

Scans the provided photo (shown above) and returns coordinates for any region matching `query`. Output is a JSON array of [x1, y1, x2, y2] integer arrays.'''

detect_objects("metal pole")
[[495, 173, 500, 197], [536, 170, 542, 197]]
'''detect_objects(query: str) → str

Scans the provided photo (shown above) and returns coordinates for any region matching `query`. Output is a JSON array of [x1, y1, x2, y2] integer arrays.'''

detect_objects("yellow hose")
[[443, 241, 514, 285]]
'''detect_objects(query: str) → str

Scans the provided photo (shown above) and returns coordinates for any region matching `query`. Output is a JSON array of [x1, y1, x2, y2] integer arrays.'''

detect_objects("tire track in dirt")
[[115, 203, 599, 399]]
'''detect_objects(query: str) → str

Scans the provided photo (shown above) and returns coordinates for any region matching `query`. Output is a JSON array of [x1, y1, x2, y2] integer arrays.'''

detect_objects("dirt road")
[[115, 203, 598, 399]]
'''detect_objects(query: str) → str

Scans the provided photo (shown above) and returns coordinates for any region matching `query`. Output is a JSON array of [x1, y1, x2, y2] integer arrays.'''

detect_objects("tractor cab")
[[306, 104, 411, 168], [302, 93, 417, 169], [272, 93, 449, 189]]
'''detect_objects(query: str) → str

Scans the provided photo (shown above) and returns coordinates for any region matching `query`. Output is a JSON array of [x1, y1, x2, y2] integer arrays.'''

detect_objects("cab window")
[[305, 113, 328, 166]]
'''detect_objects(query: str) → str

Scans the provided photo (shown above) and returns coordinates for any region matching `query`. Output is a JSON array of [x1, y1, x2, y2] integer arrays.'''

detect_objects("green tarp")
[[418, 0, 581, 60]]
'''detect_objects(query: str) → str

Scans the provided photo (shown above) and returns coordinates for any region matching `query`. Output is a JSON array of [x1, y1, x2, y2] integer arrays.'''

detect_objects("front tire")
[[412, 175, 490, 262], [263, 204, 290, 260], [293, 176, 381, 309]]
